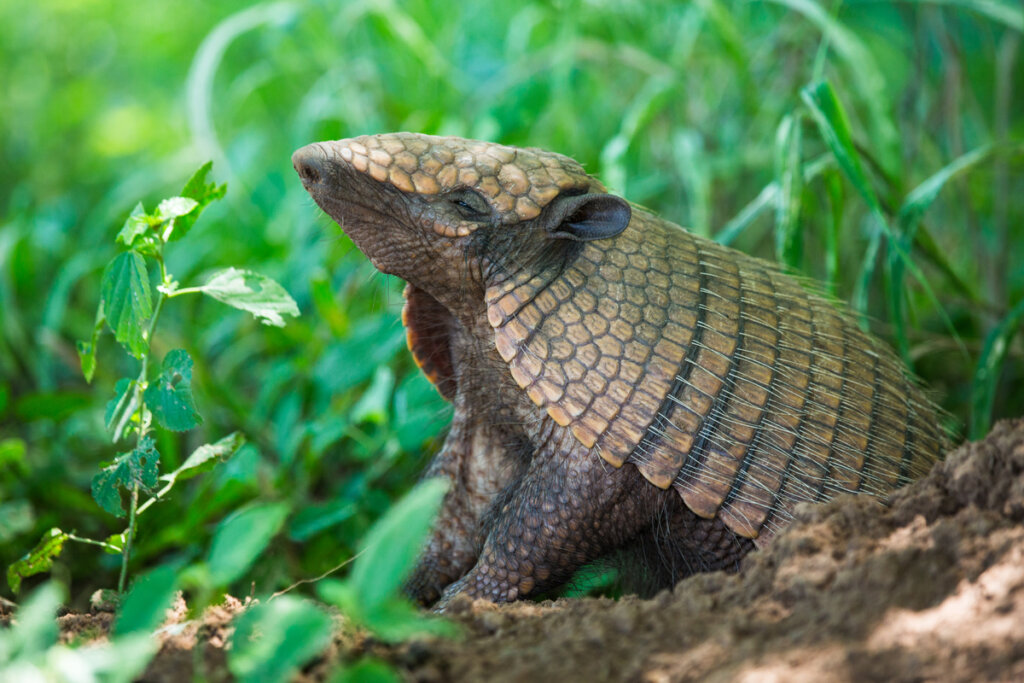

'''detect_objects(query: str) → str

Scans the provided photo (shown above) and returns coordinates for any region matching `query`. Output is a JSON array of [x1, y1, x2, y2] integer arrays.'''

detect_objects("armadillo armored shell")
[[294, 132, 949, 587]]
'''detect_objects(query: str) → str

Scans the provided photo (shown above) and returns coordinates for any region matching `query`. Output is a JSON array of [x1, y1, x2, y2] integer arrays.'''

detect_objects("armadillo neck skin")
[[293, 132, 950, 605]]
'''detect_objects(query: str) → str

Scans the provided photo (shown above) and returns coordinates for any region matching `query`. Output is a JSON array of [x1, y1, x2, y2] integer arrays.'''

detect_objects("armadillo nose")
[[292, 143, 327, 187]]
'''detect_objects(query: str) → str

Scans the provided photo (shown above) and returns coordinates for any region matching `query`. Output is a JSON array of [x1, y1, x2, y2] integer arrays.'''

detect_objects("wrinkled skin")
[[292, 133, 941, 606]]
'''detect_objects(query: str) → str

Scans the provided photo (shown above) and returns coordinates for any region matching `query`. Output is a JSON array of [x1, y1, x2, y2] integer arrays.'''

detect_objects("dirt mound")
[[17, 419, 1024, 682], [387, 418, 1024, 682]]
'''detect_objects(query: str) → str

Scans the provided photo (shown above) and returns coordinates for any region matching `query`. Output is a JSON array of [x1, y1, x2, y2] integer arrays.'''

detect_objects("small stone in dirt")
[[90, 588, 121, 613]]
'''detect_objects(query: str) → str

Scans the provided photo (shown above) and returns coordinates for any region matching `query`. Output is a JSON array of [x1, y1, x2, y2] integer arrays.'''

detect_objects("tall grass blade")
[[889, 144, 1008, 357], [774, 113, 804, 268], [802, 80, 968, 360], [767, 0, 900, 175], [673, 130, 712, 238], [600, 75, 676, 194], [970, 297, 1024, 439], [186, 2, 299, 171], [916, 0, 1023, 31], [717, 155, 833, 246], [824, 169, 843, 293], [800, 81, 881, 214]]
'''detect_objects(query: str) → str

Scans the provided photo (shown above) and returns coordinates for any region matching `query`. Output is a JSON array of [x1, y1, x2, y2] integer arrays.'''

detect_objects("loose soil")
[[6, 418, 1024, 682]]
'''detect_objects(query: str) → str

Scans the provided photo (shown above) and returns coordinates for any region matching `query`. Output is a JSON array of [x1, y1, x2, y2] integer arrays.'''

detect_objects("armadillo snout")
[[292, 143, 328, 188]]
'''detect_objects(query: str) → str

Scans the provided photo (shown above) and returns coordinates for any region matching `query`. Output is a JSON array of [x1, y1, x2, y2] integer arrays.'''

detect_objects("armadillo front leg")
[[405, 396, 527, 606], [436, 421, 668, 605]]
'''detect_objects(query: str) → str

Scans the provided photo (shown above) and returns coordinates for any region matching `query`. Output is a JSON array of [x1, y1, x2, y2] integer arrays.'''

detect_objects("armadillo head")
[[292, 133, 630, 317]]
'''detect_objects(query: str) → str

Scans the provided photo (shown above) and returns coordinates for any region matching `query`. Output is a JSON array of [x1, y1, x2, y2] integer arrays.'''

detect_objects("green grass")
[[1, 0, 1022, 609]]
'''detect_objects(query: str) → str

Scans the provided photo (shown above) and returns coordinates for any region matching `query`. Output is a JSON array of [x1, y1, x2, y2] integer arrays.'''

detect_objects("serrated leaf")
[[105, 378, 138, 443], [7, 529, 69, 594], [115, 565, 178, 635], [199, 268, 299, 327], [349, 479, 448, 611], [228, 596, 333, 683], [207, 502, 289, 585], [77, 303, 106, 383], [116, 202, 155, 248], [91, 437, 160, 517], [77, 341, 96, 383], [156, 196, 199, 221], [171, 162, 226, 241], [101, 251, 153, 359], [105, 532, 127, 555], [161, 431, 245, 486], [143, 349, 202, 432], [155, 197, 200, 242]]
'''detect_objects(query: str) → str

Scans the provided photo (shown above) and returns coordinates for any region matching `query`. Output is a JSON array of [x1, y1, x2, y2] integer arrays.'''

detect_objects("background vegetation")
[[1, 0, 1022, 614]]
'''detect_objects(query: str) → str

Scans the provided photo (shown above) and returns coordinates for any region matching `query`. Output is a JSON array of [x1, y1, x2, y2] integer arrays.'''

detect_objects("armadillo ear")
[[546, 193, 631, 242]]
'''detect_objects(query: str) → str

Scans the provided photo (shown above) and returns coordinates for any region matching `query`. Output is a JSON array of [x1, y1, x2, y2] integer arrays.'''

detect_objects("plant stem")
[[118, 484, 139, 593], [66, 533, 122, 553], [165, 286, 204, 297], [135, 475, 177, 516], [118, 252, 172, 593]]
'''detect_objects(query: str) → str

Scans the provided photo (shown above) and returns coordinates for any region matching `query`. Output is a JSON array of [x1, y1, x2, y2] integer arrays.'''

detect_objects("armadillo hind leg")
[[434, 422, 675, 607], [619, 503, 757, 596]]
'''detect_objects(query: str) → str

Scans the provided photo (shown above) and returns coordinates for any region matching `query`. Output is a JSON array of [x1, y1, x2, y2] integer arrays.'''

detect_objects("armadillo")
[[292, 133, 948, 606]]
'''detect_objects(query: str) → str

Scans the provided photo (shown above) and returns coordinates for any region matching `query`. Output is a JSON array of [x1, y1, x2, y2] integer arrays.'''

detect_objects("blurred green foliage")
[[1, 0, 1022, 605]]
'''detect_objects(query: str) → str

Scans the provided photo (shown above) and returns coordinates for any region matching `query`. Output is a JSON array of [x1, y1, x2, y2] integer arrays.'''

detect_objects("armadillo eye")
[[446, 189, 490, 220]]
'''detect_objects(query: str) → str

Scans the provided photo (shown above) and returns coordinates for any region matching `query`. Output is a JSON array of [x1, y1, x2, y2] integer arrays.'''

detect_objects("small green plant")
[[6, 163, 299, 595], [225, 479, 454, 683], [0, 582, 159, 682], [316, 478, 455, 642]]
